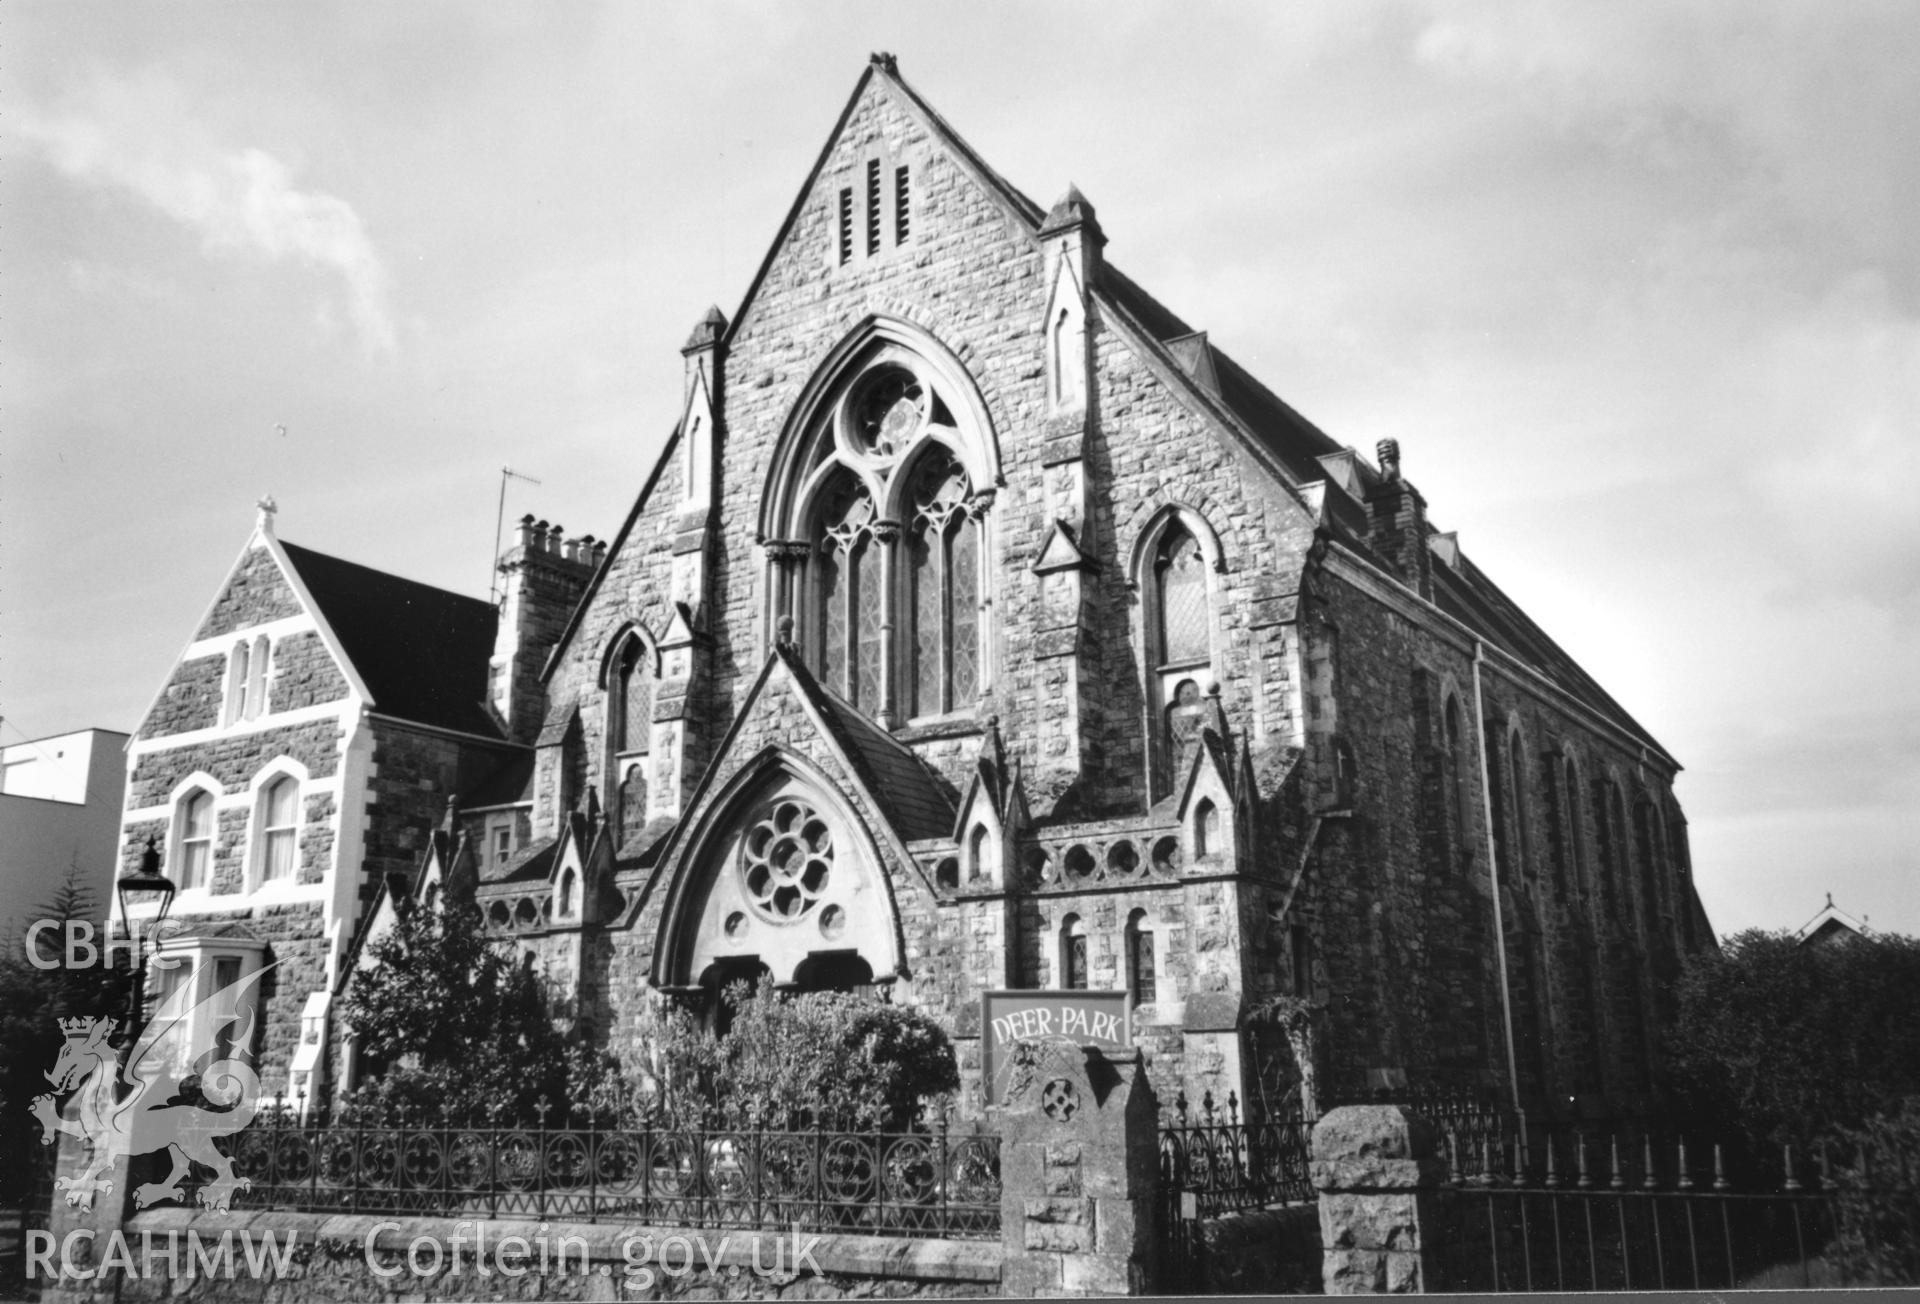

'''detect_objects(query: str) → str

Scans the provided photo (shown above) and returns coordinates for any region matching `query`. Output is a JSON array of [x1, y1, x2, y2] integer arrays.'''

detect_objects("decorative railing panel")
[[210, 1113, 1000, 1240], [1157, 1091, 1312, 1218]]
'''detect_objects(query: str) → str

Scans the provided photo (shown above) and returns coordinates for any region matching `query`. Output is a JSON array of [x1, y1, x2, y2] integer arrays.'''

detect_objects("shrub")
[[339, 897, 568, 1123], [1829, 1096, 1920, 1285], [629, 983, 958, 1131], [1666, 929, 1920, 1150]]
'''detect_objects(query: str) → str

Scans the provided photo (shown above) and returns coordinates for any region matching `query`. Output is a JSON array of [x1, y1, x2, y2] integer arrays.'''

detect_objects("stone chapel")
[[114, 56, 1713, 1124]]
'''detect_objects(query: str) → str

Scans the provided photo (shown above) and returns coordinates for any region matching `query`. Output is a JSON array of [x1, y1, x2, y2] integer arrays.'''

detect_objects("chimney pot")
[[1376, 438, 1402, 481], [548, 525, 565, 556], [516, 514, 537, 549]]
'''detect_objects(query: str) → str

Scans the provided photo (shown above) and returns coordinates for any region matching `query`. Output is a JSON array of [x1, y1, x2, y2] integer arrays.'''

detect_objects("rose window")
[[741, 800, 833, 922], [850, 368, 925, 458]]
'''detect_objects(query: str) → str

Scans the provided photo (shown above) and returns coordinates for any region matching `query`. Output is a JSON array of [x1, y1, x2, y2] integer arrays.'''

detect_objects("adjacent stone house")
[[130, 57, 1714, 1125], [113, 503, 557, 1109]]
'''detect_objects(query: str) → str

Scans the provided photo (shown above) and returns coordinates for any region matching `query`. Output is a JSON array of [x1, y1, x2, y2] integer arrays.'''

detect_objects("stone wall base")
[[34, 1209, 998, 1304]]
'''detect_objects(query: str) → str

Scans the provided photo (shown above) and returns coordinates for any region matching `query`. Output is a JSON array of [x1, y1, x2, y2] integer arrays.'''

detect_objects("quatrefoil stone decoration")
[[1041, 1078, 1079, 1122]]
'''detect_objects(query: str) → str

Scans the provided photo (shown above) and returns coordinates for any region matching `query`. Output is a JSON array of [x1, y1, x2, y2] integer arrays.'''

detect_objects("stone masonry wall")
[[102, 1209, 996, 1304], [127, 720, 344, 810], [361, 722, 521, 897], [1303, 574, 1501, 1096], [145, 653, 226, 738], [268, 632, 350, 713], [298, 794, 335, 887], [196, 545, 303, 640], [1307, 560, 1695, 1114]]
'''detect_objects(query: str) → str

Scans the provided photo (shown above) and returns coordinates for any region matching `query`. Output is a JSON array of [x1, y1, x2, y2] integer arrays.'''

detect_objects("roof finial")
[[256, 494, 278, 535], [870, 51, 898, 76]]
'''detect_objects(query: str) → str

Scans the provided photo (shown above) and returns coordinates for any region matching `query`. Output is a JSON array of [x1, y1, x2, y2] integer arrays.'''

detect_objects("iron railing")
[[1438, 1127, 1846, 1292], [199, 1106, 1001, 1240], [1157, 1091, 1312, 1218]]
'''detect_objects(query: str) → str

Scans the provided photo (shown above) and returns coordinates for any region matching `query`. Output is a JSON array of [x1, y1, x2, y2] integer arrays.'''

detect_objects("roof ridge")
[[277, 539, 493, 614]]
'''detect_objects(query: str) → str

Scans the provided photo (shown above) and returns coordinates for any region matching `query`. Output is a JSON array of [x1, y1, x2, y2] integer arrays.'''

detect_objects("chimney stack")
[[1364, 438, 1432, 599], [491, 510, 599, 743]]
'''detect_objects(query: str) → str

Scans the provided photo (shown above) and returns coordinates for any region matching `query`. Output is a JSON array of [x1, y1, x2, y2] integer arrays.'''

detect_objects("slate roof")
[[480, 836, 558, 886], [1098, 266, 1347, 486], [462, 753, 535, 810], [795, 658, 957, 843], [279, 541, 502, 738]]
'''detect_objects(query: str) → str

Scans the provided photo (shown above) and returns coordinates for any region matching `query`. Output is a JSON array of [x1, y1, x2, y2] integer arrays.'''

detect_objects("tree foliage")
[[339, 897, 569, 1123], [1666, 929, 1920, 1148], [0, 868, 133, 1202]]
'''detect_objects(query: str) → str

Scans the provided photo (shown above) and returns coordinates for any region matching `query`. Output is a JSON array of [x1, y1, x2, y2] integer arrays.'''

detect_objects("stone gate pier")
[[998, 1036, 1160, 1296], [1310, 1104, 1446, 1293]]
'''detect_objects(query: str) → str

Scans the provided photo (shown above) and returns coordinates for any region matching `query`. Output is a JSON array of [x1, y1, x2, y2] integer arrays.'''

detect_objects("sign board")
[[980, 989, 1132, 1107]]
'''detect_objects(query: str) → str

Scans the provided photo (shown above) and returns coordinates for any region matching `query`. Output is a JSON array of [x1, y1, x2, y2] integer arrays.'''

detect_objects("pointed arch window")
[[1565, 758, 1589, 901], [801, 357, 986, 723], [816, 475, 883, 713], [905, 449, 980, 718], [259, 776, 299, 883], [1137, 513, 1221, 800], [1060, 913, 1088, 990], [773, 339, 994, 727], [1052, 307, 1084, 410], [1443, 694, 1471, 866], [608, 634, 653, 841], [611, 636, 652, 756], [249, 635, 270, 718], [1193, 798, 1218, 859], [1507, 728, 1532, 879], [1155, 528, 1210, 668], [967, 824, 991, 884], [1126, 909, 1156, 1004], [226, 642, 251, 724], [177, 790, 214, 891]]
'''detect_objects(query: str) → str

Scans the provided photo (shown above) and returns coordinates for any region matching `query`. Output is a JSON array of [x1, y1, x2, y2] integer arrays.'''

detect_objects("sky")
[[4, 2, 1915, 939]]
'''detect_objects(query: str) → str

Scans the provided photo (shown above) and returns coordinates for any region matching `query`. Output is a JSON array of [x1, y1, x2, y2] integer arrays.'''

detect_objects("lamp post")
[[116, 836, 177, 1038]]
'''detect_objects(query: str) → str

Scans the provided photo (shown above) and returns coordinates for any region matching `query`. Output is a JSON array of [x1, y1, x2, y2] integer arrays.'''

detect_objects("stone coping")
[[126, 1208, 1002, 1284]]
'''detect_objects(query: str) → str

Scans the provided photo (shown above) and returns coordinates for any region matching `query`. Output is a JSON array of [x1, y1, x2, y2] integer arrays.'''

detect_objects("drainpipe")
[[1472, 640, 1523, 1115]]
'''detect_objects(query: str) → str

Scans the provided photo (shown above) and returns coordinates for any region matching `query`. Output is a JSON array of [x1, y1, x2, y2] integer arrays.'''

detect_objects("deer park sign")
[[981, 989, 1131, 1105]]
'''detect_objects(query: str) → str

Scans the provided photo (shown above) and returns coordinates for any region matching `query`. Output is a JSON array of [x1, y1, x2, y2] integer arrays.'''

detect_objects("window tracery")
[[741, 798, 834, 922], [800, 351, 986, 723]]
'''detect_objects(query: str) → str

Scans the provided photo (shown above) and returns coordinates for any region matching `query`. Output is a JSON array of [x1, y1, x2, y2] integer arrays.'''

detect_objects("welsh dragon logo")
[[31, 964, 274, 1213]]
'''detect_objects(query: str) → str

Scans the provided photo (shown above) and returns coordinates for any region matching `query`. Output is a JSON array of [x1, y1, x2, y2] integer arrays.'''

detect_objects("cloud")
[[17, 70, 397, 356]]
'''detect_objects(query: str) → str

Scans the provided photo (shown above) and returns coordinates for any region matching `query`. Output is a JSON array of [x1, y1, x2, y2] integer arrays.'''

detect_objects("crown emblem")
[[59, 1016, 106, 1037]]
